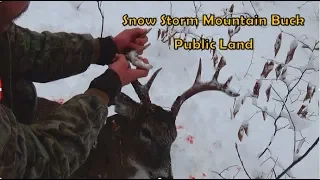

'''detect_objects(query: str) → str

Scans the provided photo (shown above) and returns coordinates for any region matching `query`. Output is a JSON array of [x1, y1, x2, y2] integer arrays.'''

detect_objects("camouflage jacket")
[[0, 23, 116, 178]]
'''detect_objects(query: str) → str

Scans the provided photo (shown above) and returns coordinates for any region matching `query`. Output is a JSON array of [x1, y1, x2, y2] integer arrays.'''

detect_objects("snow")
[[15, 1, 319, 179]]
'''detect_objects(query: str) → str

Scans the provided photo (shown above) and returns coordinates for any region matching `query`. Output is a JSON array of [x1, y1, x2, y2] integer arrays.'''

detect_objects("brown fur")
[[70, 94, 177, 179]]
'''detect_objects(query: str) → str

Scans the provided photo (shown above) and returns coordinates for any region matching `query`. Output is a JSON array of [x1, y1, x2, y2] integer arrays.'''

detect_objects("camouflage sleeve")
[[0, 91, 109, 178], [0, 23, 115, 83]]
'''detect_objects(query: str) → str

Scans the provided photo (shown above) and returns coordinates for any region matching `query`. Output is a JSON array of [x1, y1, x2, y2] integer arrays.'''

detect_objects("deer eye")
[[140, 127, 152, 140]]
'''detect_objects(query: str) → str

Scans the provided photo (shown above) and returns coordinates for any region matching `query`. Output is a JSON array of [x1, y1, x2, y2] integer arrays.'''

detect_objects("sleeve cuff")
[[88, 69, 122, 103], [97, 36, 119, 65]]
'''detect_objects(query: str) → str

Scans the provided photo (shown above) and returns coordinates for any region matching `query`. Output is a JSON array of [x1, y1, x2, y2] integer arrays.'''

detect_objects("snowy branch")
[[276, 137, 319, 179], [231, 27, 318, 179], [155, 2, 318, 178]]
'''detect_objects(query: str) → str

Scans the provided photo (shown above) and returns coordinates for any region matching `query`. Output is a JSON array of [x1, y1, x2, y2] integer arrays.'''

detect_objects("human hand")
[[113, 28, 151, 55], [109, 54, 149, 86]]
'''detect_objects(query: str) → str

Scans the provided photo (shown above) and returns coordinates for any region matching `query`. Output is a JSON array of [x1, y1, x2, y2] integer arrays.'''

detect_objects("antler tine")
[[131, 68, 162, 104], [171, 58, 240, 118]]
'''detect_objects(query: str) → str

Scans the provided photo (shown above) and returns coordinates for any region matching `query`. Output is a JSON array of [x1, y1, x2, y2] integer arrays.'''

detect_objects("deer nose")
[[154, 176, 173, 179], [148, 171, 174, 179]]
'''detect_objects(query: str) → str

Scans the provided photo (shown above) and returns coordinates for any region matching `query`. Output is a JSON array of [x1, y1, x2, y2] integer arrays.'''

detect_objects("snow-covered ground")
[[16, 1, 319, 179]]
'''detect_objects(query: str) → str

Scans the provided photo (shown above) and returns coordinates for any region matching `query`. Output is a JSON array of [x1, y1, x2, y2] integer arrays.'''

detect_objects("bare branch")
[[267, 157, 278, 179], [192, 1, 203, 22], [249, 1, 259, 16], [211, 165, 238, 179], [270, 86, 297, 157], [244, 50, 255, 78], [297, 1, 309, 9], [97, 1, 104, 38], [235, 143, 252, 179], [76, 1, 84, 10]]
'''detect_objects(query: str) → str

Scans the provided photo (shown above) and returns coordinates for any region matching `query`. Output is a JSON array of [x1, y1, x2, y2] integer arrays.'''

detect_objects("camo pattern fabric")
[[0, 23, 96, 83], [0, 23, 109, 178]]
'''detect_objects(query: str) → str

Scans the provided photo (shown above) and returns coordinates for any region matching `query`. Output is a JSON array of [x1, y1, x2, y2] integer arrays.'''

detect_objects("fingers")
[[131, 27, 152, 38], [138, 56, 149, 64], [144, 28, 152, 35], [126, 28, 151, 55], [114, 53, 125, 59], [135, 36, 148, 46], [130, 43, 151, 55], [130, 28, 147, 38]]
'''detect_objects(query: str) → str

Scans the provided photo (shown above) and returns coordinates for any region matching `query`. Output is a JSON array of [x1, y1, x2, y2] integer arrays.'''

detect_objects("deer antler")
[[171, 58, 240, 118], [131, 68, 162, 104]]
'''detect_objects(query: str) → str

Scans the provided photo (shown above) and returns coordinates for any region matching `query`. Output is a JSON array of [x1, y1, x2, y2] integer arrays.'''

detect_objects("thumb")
[[127, 69, 148, 80], [130, 28, 148, 38], [114, 53, 125, 60], [114, 54, 127, 63]]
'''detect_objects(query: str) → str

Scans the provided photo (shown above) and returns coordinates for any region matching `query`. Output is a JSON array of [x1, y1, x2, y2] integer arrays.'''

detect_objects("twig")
[[297, 1, 309, 9], [258, 68, 314, 158], [169, 1, 173, 16], [97, 1, 104, 38], [277, 29, 319, 53], [270, 86, 297, 156], [244, 50, 254, 78], [233, 168, 241, 179], [192, 1, 203, 19], [276, 137, 319, 179], [235, 143, 251, 179], [76, 1, 84, 10], [249, 1, 259, 16], [211, 165, 238, 179], [260, 156, 272, 166], [267, 157, 278, 179], [265, 149, 294, 178]]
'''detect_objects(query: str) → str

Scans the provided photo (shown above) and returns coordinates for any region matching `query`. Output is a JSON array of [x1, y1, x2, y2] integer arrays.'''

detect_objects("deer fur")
[[36, 58, 240, 179]]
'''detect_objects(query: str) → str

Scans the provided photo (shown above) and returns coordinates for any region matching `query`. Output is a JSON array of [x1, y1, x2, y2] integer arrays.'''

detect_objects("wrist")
[[96, 36, 119, 65], [89, 69, 122, 103]]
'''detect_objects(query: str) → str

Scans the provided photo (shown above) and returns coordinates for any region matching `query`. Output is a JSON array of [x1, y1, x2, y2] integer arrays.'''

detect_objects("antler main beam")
[[131, 68, 162, 104], [171, 58, 240, 118]]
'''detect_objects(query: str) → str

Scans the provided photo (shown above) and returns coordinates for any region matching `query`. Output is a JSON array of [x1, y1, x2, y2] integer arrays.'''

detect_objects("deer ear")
[[114, 93, 140, 120]]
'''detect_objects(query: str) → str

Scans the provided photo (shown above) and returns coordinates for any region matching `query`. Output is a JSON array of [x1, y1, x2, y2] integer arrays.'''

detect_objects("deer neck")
[[114, 120, 152, 179], [127, 158, 151, 179]]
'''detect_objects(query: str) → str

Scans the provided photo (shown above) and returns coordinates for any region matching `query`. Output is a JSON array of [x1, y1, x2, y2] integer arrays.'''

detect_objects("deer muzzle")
[[148, 168, 173, 179]]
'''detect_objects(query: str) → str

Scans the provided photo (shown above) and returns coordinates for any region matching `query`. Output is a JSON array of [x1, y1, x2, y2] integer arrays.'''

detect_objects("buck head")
[[112, 68, 176, 179], [112, 58, 240, 179]]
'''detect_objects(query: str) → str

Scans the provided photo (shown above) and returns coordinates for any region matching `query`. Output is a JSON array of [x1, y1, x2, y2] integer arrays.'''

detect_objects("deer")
[[36, 57, 240, 179]]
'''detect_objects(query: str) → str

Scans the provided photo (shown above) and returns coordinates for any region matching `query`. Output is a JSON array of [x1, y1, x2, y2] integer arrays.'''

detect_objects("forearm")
[[0, 23, 118, 83], [0, 92, 109, 178]]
